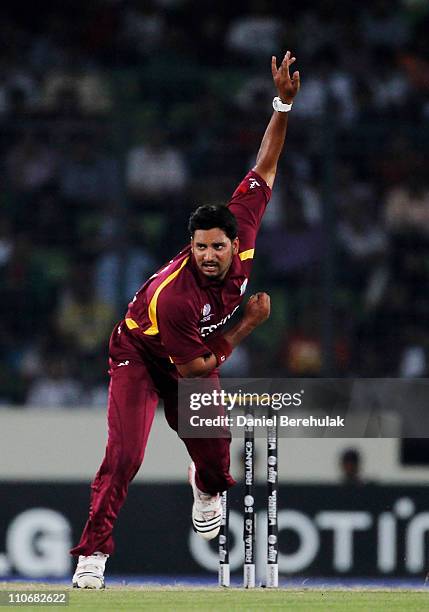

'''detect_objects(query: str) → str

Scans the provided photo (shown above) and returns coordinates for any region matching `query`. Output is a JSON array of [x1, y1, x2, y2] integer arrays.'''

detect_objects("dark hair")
[[188, 205, 238, 241]]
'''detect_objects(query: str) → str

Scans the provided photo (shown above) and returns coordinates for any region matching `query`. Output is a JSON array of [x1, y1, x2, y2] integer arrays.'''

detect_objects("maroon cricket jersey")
[[121, 170, 271, 365]]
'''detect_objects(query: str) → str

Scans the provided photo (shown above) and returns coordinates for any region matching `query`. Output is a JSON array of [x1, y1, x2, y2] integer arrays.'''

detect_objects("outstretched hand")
[[271, 51, 300, 104]]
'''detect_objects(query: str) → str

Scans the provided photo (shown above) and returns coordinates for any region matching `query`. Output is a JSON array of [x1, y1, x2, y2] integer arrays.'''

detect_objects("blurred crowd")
[[0, 0, 428, 407]]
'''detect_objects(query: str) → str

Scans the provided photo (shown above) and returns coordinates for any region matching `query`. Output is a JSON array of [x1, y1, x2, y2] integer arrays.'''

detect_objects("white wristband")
[[272, 96, 293, 113]]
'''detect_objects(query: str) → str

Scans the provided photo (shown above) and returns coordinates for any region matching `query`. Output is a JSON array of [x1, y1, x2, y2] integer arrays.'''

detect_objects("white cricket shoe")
[[72, 552, 108, 589], [188, 462, 221, 540]]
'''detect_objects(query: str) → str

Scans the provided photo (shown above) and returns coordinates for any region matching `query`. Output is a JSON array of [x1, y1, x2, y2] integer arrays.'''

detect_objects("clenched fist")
[[243, 292, 271, 328]]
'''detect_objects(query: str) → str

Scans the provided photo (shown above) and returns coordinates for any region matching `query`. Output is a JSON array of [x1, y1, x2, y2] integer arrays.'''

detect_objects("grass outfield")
[[1, 585, 429, 611]]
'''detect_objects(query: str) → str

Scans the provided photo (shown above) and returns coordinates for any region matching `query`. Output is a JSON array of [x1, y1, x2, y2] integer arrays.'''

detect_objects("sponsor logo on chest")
[[198, 276, 247, 336], [200, 305, 240, 337]]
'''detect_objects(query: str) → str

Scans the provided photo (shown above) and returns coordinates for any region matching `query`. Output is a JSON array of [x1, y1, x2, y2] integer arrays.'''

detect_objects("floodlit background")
[[0, 0, 429, 583]]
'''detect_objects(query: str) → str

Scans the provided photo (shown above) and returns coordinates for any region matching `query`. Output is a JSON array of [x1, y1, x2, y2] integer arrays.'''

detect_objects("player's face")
[[191, 228, 239, 281]]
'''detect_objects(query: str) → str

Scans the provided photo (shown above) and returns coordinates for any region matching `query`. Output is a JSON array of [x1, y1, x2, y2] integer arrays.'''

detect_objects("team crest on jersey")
[[240, 279, 248, 295], [201, 303, 214, 323]]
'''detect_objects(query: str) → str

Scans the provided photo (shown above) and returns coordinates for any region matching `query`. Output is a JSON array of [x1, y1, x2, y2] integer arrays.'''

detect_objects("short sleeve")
[[157, 297, 209, 365], [227, 170, 271, 251]]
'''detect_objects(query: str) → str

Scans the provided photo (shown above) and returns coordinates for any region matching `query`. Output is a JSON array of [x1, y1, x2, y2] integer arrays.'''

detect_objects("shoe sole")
[[72, 575, 105, 589]]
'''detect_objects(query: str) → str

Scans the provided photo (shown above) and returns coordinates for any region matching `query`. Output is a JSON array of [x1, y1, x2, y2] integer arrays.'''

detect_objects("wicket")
[[218, 490, 230, 587], [266, 411, 279, 588], [243, 407, 256, 587], [218, 407, 279, 588]]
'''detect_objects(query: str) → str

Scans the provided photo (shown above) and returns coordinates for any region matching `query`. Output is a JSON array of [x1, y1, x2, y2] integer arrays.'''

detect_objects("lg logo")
[[0, 509, 71, 577]]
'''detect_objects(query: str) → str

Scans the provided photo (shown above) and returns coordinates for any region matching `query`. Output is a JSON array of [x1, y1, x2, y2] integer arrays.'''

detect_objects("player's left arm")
[[253, 51, 300, 189], [176, 292, 271, 378]]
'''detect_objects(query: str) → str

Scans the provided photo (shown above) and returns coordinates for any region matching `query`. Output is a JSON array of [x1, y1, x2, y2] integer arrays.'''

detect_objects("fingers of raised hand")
[[281, 51, 290, 65], [271, 55, 278, 77], [280, 51, 296, 77], [282, 51, 295, 65], [292, 70, 301, 90]]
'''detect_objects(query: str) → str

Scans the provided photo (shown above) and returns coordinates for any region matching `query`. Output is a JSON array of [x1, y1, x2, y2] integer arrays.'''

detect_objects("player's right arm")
[[252, 51, 300, 189], [227, 51, 300, 251], [176, 292, 270, 377]]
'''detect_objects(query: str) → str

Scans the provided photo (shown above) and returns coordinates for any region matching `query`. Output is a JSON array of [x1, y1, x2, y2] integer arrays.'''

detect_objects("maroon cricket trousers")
[[71, 324, 235, 556]]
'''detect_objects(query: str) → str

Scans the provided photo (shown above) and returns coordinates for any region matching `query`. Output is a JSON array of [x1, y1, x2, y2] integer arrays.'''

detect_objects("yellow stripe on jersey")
[[144, 257, 190, 336], [239, 248, 254, 261], [125, 318, 139, 330]]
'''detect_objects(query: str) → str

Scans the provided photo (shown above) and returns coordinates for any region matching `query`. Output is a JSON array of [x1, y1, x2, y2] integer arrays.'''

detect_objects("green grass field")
[[2, 584, 429, 612]]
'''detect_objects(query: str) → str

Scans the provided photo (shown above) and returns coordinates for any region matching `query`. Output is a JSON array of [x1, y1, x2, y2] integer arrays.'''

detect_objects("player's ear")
[[232, 237, 239, 255]]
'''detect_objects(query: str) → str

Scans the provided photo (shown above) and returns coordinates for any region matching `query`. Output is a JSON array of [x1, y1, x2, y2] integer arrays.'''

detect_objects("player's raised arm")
[[253, 51, 300, 189]]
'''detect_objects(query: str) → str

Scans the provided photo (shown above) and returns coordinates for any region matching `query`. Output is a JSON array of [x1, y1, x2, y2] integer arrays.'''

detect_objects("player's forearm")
[[177, 319, 256, 378], [187, 318, 256, 376], [176, 353, 217, 378], [253, 111, 289, 188], [223, 317, 256, 349]]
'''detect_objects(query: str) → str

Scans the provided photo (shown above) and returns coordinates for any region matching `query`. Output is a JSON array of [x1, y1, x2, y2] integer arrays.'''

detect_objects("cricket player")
[[72, 51, 300, 588]]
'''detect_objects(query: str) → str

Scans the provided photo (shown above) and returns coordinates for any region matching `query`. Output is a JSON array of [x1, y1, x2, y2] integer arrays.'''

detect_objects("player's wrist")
[[273, 96, 293, 112], [232, 318, 258, 341]]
